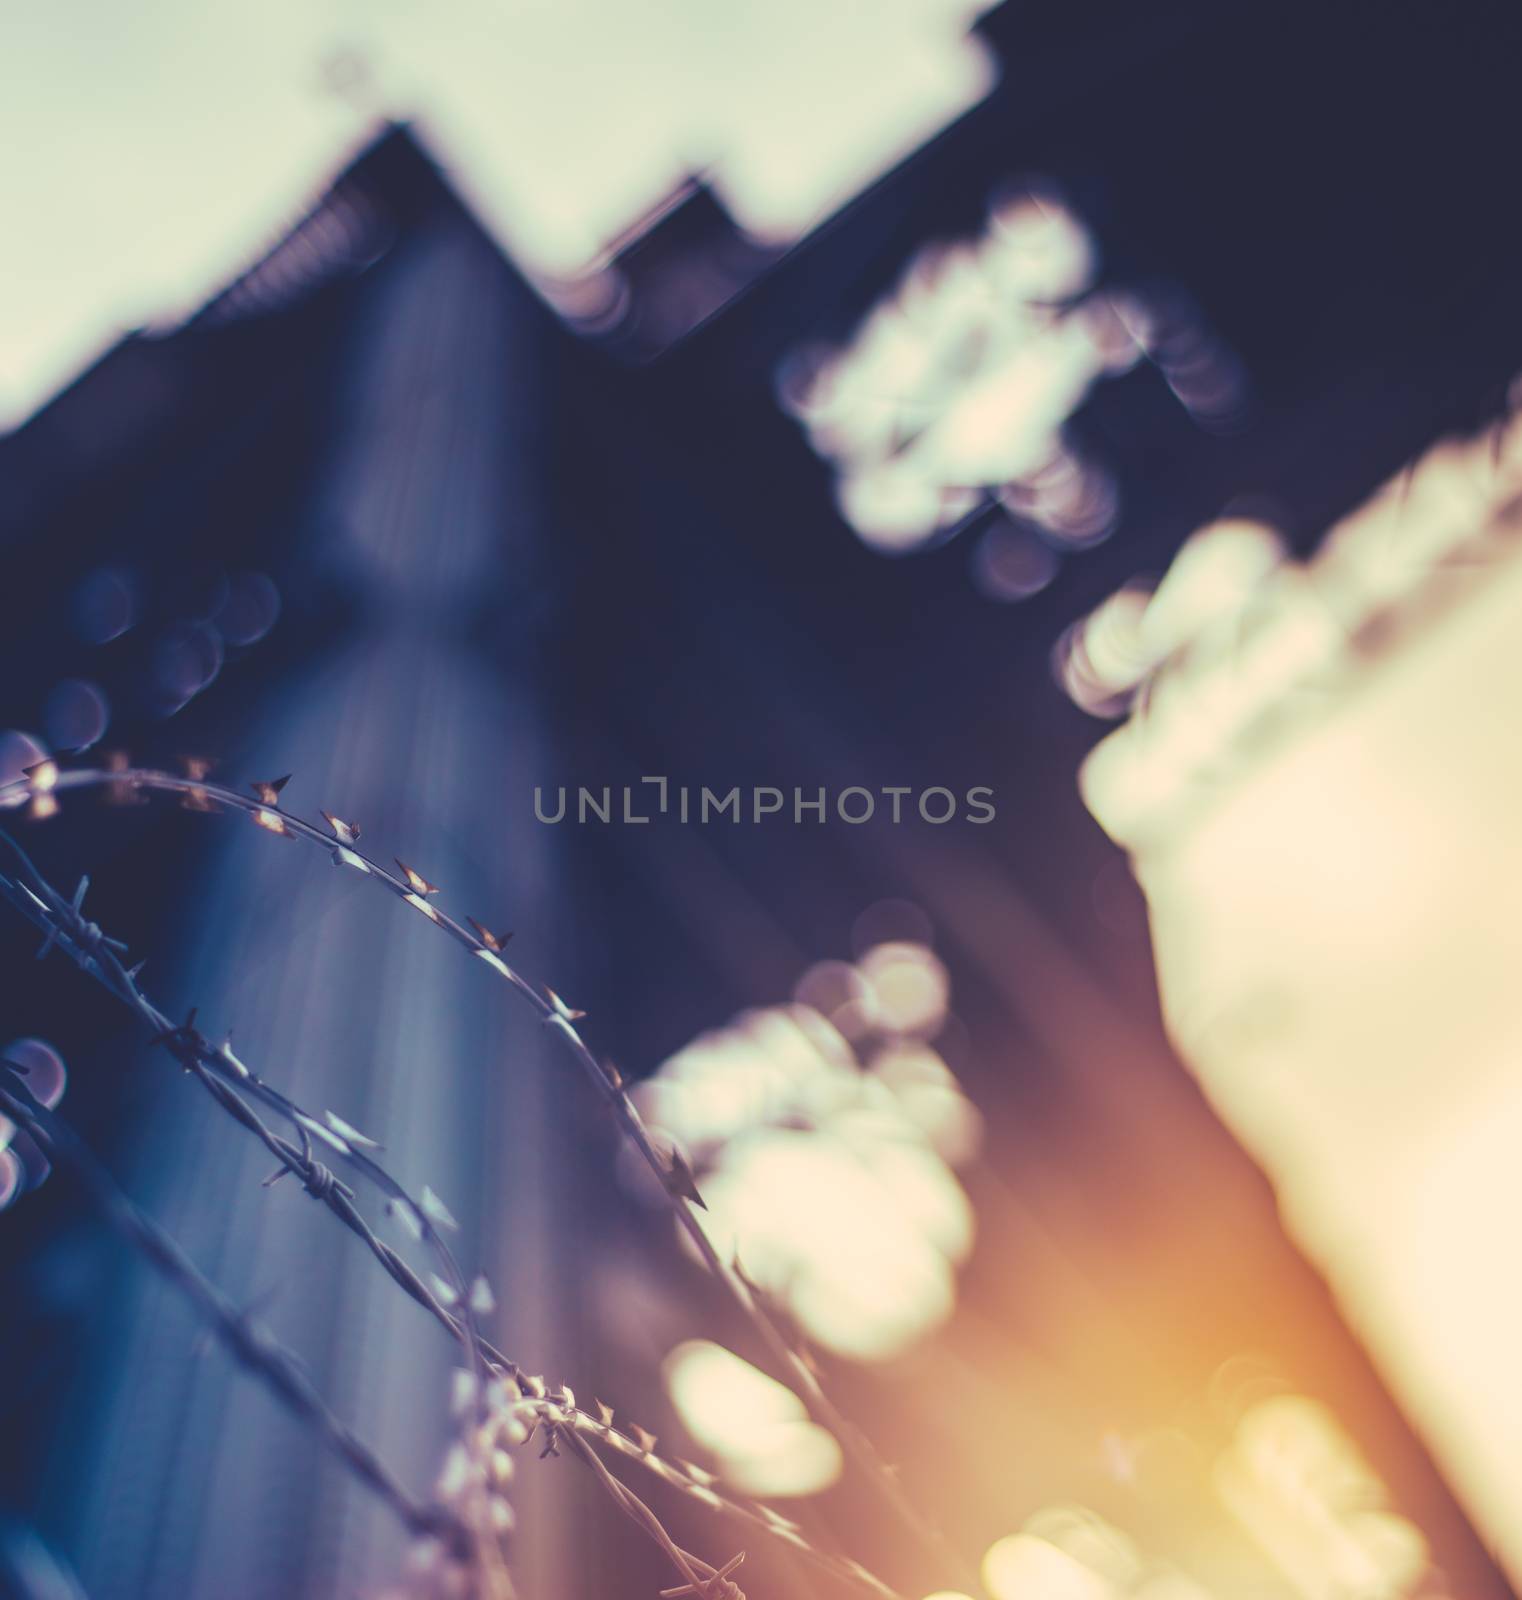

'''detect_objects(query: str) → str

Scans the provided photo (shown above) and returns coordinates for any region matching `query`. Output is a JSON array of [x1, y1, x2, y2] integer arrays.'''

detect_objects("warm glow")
[[663, 1339, 841, 1496], [27, 758, 62, 821], [1215, 1397, 1428, 1598], [697, 1128, 963, 1360], [640, 934, 977, 1358], [982, 1533, 1120, 1600], [1080, 412, 1522, 1581], [977, 1508, 1218, 1600], [395, 859, 439, 895]]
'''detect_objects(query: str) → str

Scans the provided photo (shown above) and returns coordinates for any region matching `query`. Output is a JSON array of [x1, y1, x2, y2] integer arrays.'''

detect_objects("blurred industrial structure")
[[4, 2, 1522, 1597]]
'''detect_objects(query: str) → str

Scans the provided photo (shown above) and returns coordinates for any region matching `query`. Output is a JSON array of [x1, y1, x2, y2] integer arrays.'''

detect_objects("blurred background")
[[4, 2, 1522, 1597]]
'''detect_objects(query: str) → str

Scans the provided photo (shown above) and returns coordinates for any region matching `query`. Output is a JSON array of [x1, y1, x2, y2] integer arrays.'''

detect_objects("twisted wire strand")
[[0, 1068, 459, 1554], [0, 814, 907, 1600], [1, 764, 953, 1576]]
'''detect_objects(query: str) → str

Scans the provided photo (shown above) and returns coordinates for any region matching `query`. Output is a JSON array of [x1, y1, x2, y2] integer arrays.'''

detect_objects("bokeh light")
[[3, 1039, 69, 1113], [152, 620, 225, 713], [638, 928, 979, 1359], [42, 678, 110, 751], [1215, 1396, 1429, 1597], [782, 183, 1239, 563], [72, 566, 138, 644], [1078, 415, 1522, 1578], [663, 1339, 841, 1496], [857, 940, 950, 1036], [971, 519, 1060, 602], [982, 1532, 1118, 1600], [217, 570, 282, 646], [0, 1040, 67, 1213]]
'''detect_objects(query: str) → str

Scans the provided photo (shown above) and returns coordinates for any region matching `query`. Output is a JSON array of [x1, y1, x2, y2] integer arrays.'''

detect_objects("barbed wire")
[[0, 801, 909, 1600], [0, 1066, 468, 1561], [1, 761, 954, 1578]]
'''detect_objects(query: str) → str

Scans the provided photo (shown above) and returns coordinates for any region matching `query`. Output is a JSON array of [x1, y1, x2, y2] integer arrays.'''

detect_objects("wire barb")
[[0, 772, 927, 1600], [0, 1068, 460, 1557]]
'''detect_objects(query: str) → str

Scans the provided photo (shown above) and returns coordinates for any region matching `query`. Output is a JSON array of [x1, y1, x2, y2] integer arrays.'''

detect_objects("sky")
[[0, 0, 993, 424]]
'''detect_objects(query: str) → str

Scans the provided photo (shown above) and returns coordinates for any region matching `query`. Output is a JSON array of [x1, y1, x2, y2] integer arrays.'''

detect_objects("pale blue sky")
[[0, 0, 992, 422]]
